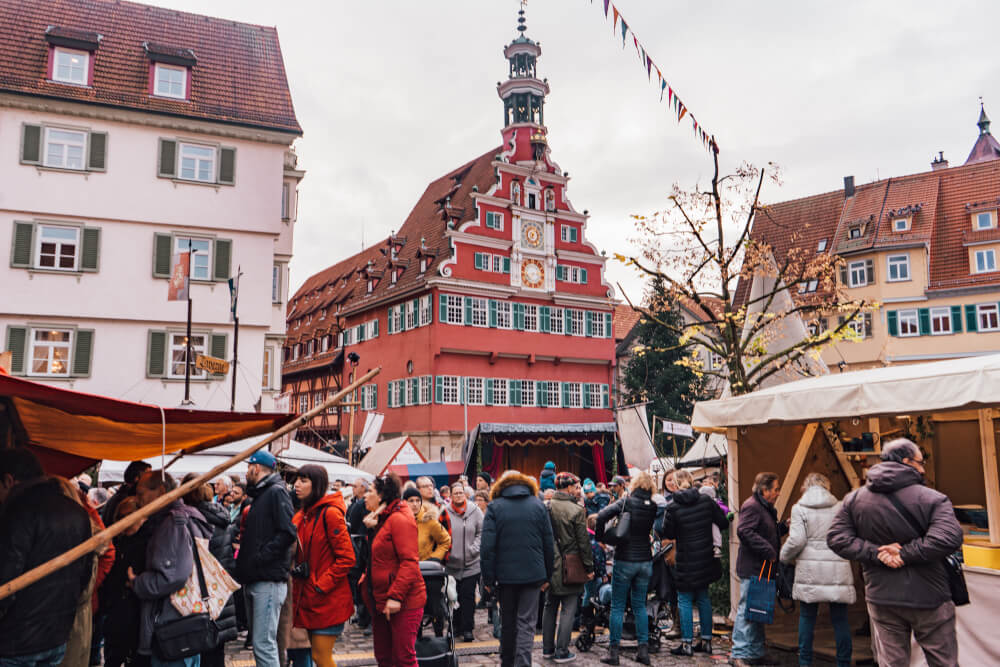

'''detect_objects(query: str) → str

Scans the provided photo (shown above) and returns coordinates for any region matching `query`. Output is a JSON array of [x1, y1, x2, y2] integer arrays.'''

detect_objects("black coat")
[[0, 478, 93, 658], [99, 524, 151, 651], [197, 501, 237, 575], [735, 491, 787, 579], [481, 472, 554, 587], [659, 488, 728, 590], [596, 488, 658, 562], [235, 473, 296, 584]]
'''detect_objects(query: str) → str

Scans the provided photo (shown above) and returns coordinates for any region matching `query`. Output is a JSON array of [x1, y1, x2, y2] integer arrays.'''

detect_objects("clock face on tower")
[[521, 259, 545, 289], [521, 221, 543, 249]]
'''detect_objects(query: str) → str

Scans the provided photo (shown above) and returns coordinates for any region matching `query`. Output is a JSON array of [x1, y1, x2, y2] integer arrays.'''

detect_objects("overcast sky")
[[157, 0, 1000, 305]]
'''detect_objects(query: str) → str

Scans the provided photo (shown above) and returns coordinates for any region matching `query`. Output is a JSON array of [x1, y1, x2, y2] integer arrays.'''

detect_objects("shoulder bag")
[[607, 498, 632, 546], [885, 492, 969, 607], [746, 561, 777, 624], [547, 506, 589, 585]]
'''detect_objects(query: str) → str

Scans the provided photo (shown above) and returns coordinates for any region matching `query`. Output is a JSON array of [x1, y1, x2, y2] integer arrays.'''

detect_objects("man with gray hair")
[[828, 438, 963, 666]]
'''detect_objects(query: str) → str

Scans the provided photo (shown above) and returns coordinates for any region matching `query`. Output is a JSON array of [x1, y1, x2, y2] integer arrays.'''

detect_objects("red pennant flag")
[[613, 6, 619, 31]]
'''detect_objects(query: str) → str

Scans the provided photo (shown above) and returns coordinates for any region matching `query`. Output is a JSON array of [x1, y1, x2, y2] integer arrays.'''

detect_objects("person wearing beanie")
[[476, 472, 493, 492], [539, 462, 557, 494], [583, 479, 611, 517]]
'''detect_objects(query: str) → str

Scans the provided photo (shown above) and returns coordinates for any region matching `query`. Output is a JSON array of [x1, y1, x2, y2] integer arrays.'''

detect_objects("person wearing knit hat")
[[539, 462, 557, 493], [584, 478, 611, 517], [476, 472, 493, 492]]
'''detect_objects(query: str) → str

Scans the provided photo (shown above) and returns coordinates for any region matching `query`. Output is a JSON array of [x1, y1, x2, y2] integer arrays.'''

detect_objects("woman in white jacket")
[[779, 473, 855, 667]]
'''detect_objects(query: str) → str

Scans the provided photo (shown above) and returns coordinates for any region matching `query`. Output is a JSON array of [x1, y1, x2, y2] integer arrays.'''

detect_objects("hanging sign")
[[195, 353, 230, 375]]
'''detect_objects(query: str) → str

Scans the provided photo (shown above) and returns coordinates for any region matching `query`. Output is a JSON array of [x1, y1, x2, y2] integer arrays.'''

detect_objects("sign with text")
[[168, 252, 190, 301], [195, 353, 230, 375], [660, 420, 694, 439]]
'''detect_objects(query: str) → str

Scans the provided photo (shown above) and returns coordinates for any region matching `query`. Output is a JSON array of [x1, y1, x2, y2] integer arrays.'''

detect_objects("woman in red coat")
[[362, 473, 426, 667], [291, 464, 356, 667]]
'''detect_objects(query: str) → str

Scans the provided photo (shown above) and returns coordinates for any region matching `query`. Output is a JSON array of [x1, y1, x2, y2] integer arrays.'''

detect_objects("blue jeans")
[[799, 601, 851, 667], [582, 579, 599, 608], [609, 559, 652, 646], [247, 580, 288, 667], [0, 645, 66, 667], [677, 588, 713, 642], [151, 656, 199, 667], [731, 577, 766, 659]]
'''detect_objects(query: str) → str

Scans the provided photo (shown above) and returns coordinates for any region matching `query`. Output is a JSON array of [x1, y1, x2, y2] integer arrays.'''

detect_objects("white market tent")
[[99, 436, 373, 485]]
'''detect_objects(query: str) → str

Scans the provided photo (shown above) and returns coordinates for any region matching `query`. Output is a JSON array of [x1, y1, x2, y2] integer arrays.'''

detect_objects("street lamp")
[[347, 352, 360, 465]]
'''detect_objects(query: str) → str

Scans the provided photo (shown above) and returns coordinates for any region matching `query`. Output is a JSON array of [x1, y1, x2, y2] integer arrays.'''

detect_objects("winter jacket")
[[779, 485, 856, 604], [132, 500, 212, 656], [481, 472, 554, 587], [364, 500, 426, 614], [596, 488, 658, 562], [346, 495, 368, 536], [101, 482, 136, 527], [292, 492, 356, 630], [735, 491, 788, 579], [99, 524, 151, 655], [444, 501, 483, 579], [659, 487, 729, 591], [415, 503, 451, 562], [540, 468, 556, 492], [547, 491, 594, 596], [827, 462, 963, 609], [584, 491, 611, 518], [235, 473, 296, 584], [590, 531, 607, 580], [197, 500, 237, 575], [0, 478, 93, 659]]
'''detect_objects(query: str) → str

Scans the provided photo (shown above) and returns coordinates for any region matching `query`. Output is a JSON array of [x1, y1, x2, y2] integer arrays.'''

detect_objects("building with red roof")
[[740, 105, 1000, 371], [282, 11, 621, 478]]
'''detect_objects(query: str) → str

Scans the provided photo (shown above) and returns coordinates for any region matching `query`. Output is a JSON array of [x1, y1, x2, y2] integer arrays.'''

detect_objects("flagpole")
[[230, 266, 242, 412], [183, 239, 194, 406]]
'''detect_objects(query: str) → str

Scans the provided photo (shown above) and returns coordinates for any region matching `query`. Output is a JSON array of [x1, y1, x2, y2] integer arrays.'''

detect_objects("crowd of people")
[[0, 436, 966, 667]]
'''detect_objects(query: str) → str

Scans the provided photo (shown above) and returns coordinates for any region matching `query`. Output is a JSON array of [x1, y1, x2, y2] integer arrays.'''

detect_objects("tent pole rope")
[[0, 366, 381, 603], [159, 405, 166, 477]]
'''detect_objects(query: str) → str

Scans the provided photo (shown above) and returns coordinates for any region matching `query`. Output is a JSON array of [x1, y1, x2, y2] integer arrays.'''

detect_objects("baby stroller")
[[416, 560, 458, 667]]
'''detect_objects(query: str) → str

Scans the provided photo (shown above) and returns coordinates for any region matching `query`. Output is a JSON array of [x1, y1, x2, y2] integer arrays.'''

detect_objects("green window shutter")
[[561, 382, 569, 407], [210, 333, 228, 376], [411, 300, 419, 327], [583, 383, 591, 408], [865, 259, 875, 285], [571, 227, 578, 243], [426, 296, 433, 324], [602, 384, 610, 409], [839, 264, 848, 285], [951, 305, 963, 333], [604, 312, 612, 338], [537, 381, 546, 407], [71, 329, 94, 377], [372, 385, 378, 410], [918, 308, 931, 336], [80, 227, 100, 272], [564, 309, 572, 335], [357, 324, 365, 342], [464, 297, 473, 325], [158, 139, 177, 178], [153, 233, 172, 278], [513, 303, 525, 330], [435, 376, 443, 403], [20, 124, 42, 165], [387, 307, 394, 334], [474, 252, 484, 270], [5, 326, 27, 375], [11, 222, 34, 268], [581, 268, 588, 284], [966, 304, 978, 332], [387, 383, 394, 408], [485, 378, 494, 405], [213, 238, 232, 282], [511, 379, 521, 406], [88, 132, 107, 172], [218, 147, 236, 185], [556, 265, 565, 281], [585, 311, 593, 337], [373, 319, 379, 337], [503, 257, 511, 274], [458, 377, 467, 405], [489, 300, 497, 327], [886, 310, 898, 337], [439, 295, 448, 322], [146, 330, 167, 377], [540, 306, 550, 332]]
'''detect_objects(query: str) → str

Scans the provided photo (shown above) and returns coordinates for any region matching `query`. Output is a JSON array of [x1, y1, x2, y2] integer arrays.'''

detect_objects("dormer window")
[[893, 217, 910, 232], [420, 257, 427, 273], [816, 239, 828, 252], [153, 63, 188, 100], [52, 48, 89, 85], [848, 227, 862, 239], [367, 279, 374, 293], [975, 211, 996, 230], [390, 270, 398, 285]]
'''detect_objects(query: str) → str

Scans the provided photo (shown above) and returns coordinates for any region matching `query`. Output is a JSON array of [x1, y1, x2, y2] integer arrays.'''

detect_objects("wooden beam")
[[822, 422, 861, 489], [978, 409, 1000, 544], [775, 423, 818, 518], [932, 409, 996, 423], [0, 366, 382, 602], [726, 426, 740, 621]]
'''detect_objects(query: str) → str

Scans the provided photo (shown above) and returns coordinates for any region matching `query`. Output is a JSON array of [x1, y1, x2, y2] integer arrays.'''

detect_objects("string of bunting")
[[593, 0, 718, 154]]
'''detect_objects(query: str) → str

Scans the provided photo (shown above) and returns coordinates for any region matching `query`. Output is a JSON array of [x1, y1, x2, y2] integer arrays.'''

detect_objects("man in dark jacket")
[[346, 478, 372, 633], [235, 451, 296, 667], [0, 449, 92, 666], [102, 460, 152, 526], [828, 439, 963, 666], [481, 470, 554, 667], [731, 472, 787, 666]]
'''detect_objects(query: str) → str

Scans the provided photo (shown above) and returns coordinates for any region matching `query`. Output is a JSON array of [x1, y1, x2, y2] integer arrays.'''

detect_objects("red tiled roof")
[[613, 304, 641, 341], [0, 0, 301, 133], [286, 146, 502, 341], [738, 157, 1000, 302]]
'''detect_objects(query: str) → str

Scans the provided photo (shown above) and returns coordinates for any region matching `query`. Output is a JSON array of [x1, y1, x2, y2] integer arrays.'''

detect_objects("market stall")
[[692, 353, 1000, 665]]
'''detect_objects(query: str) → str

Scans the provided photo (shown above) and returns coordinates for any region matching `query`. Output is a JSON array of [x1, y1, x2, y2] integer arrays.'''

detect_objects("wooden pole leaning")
[[0, 366, 381, 603]]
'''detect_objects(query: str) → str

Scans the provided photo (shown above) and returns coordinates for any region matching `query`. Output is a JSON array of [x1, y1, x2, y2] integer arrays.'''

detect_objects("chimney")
[[844, 175, 855, 198], [931, 151, 949, 171]]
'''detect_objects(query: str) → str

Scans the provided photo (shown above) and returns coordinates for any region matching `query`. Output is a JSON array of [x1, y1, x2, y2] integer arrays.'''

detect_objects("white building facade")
[[0, 0, 302, 411]]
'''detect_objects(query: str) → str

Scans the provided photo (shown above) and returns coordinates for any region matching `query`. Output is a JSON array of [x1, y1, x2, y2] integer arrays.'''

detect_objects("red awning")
[[0, 374, 295, 477]]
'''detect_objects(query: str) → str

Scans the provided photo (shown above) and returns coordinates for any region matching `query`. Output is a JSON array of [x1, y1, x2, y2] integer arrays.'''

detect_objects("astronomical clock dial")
[[521, 259, 544, 288], [521, 221, 543, 249]]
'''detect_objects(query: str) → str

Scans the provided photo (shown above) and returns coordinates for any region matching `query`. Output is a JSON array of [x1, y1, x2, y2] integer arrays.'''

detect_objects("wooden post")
[[822, 422, 861, 489], [0, 366, 381, 602], [726, 426, 740, 621], [775, 422, 818, 518], [978, 408, 1000, 544], [868, 416, 881, 454]]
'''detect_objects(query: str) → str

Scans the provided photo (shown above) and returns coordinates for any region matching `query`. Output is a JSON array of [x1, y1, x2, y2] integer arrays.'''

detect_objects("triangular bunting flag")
[[646, 55, 652, 79], [621, 19, 628, 47], [613, 6, 619, 31], [678, 104, 687, 122], [660, 78, 667, 101], [604, 0, 610, 17]]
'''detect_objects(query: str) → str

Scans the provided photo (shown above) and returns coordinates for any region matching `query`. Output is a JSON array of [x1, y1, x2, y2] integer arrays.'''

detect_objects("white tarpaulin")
[[681, 432, 729, 463], [356, 412, 384, 454], [616, 404, 659, 470], [693, 353, 1000, 429]]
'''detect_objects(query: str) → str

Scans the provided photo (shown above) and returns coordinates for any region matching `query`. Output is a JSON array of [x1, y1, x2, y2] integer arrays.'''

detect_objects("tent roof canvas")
[[357, 435, 426, 476]]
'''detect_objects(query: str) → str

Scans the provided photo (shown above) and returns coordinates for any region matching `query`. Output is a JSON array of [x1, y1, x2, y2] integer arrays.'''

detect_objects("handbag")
[[169, 534, 240, 620], [547, 507, 589, 585], [885, 492, 970, 606], [153, 526, 222, 660], [746, 561, 777, 625], [775, 561, 796, 612], [604, 499, 632, 546]]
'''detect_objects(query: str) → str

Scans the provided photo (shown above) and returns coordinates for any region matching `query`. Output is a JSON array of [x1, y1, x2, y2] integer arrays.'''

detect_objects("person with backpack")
[[291, 464, 356, 667]]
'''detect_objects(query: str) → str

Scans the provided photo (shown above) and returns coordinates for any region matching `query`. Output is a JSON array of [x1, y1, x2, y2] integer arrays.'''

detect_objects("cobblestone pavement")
[[225, 609, 807, 666]]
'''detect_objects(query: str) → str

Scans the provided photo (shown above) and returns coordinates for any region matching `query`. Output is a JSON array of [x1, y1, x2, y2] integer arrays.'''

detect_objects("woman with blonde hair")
[[595, 472, 658, 665], [779, 472, 855, 667]]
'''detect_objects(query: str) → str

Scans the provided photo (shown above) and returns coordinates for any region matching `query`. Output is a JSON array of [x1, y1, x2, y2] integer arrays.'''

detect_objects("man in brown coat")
[[828, 438, 963, 666]]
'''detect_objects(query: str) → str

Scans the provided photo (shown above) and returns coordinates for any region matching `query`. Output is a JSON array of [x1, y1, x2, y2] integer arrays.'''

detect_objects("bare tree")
[[618, 147, 873, 396]]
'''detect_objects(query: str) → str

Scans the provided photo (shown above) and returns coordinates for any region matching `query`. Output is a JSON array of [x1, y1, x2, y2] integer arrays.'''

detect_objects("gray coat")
[[779, 486, 856, 604], [444, 502, 483, 579], [132, 500, 211, 655]]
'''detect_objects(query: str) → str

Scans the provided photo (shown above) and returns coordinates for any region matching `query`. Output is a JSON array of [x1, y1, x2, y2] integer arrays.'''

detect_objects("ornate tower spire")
[[498, 6, 549, 130], [979, 98, 991, 136]]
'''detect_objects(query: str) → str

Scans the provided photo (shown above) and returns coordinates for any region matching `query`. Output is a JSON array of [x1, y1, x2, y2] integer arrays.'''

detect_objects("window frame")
[[930, 307, 952, 335], [887, 254, 910, 282], [897, 309, 920, 337], [893, 218, 910, 232], [470, 298, 488, 327], [153, 63, 188, 100], [523, 304, 538, 332], [173, 236, 213, 282], [848, 260, 868, 288], [974, 248, 997, 274], [42, 127, 88, 171], [545, 381, 560, 407], [52, 47, 90, 86], [493, 378, 509, 406], [262, 346, 273, 390], [419, 295, 432, 326], [445, 295, 464, 324], [978, 304, 1000, 332], [167, 332, 207, 379], [28, 327, 74, 377], [566, 382, 582, 408], [177, 141, 217, 184], [440, 376, 460, 404], [550, 307, 564, 334], [816, 239, 828, 252], [495, 301, 512, 329], [588, 383, 602, 408], [34, 223, 81, 271], [521, 379, 535, 407], [420, 375, 432, 404], [569, 309, 585, 336], [976, 211, 996, 231], [466, 377, 484, 405]]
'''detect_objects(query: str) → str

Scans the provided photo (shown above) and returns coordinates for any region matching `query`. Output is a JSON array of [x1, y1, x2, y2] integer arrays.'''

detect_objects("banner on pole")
[[168, 252, 190, 301], [227, 272, 240, 322]]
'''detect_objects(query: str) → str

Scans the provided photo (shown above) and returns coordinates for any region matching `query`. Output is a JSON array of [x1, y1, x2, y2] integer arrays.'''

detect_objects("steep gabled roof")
[[0, 0, 301, 133]]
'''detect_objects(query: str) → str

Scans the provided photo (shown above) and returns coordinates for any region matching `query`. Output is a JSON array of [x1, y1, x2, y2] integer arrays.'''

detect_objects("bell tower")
[[497, 7, 550, 163]]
